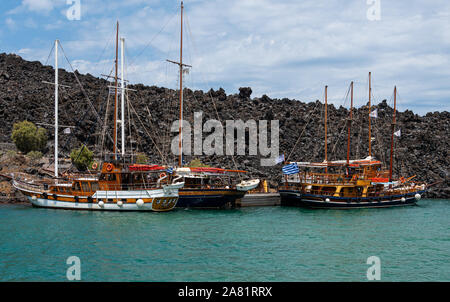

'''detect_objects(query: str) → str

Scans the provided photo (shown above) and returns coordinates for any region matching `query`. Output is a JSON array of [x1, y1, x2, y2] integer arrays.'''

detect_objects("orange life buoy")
[[400, 177, 405, 183], [92, 162, 98, 170], [106, 163, 113, 172], [159, 172, 167, 178]]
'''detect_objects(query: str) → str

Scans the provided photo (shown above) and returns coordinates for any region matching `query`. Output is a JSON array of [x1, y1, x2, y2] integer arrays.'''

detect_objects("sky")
[[1, 0, 449, 114]]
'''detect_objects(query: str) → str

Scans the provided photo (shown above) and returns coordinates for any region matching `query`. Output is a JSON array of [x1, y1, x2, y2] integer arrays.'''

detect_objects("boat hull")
[[176, 189, 246, 209], [279, 190, 426, 209]]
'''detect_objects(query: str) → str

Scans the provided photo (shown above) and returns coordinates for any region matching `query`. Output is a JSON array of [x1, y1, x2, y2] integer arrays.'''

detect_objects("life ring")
[[351, 174, 357, 181], [159, 172, 167, 178], [106, 163, 113, 172], [400, 177, 405, 183], [92, 162, 98, 170]]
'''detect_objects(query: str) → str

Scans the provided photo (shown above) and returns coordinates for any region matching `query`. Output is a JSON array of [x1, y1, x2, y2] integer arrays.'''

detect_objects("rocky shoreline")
[[0, 52, 448, 201]]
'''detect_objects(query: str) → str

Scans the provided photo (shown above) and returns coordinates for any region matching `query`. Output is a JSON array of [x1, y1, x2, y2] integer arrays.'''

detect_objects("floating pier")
[[238, 193, 280, 207]]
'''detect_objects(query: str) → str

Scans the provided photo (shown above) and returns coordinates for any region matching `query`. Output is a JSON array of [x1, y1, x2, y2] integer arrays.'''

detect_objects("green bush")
[[70, 146, 93, 171], [136, 153, 148, 164], [26, 151, 43, 161], [11, 121, 47, 153], [188, 158, 210, 168]]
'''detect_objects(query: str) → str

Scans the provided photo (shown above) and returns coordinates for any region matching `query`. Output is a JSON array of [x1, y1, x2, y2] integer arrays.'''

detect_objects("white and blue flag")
[[166, 167, 174, 174], [282, 163, 299, 175]]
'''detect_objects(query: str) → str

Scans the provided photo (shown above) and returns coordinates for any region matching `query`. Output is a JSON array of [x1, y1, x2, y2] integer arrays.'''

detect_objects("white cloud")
[[8, 0, 55, 15], [23, 0, 54, 12], [5, 18, 16, 30]]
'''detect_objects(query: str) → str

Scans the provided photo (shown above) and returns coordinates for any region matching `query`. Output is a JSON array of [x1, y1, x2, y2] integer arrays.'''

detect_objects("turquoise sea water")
[[0, 199, 448, 281]]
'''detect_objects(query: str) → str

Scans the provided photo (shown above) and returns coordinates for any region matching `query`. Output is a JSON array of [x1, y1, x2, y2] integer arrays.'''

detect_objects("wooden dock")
[[238, 193, 280, 207]]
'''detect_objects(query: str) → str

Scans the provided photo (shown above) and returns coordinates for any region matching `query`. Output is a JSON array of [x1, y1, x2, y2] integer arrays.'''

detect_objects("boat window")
[[106, 174, 117, 182], [74, 182, 81, 192], [81, 182, 90, 192], [91, 182, 99, 192]]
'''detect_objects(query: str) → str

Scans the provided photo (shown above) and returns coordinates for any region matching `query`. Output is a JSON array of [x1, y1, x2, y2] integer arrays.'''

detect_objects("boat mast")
[[178, 1, 184, 167], [324, 85, 328, 173], [54, 39, 59, 177], [113, 21, 119, 160], [347, 81, 354, 166], [121, 37, 125, 156], [167, 1, 191, 166], [368, 72, 372, 158], [389, 86, 397, 181]]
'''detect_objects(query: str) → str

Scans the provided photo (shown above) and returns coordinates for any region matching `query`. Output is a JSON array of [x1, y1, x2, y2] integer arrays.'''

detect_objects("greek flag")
[[282, 163, 299, 175], [166, 167, 174, 174]]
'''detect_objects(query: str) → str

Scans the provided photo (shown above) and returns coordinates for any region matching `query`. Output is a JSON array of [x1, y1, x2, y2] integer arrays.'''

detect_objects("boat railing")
[[280, 181, 421, 197], [180, 183, 236, 190]]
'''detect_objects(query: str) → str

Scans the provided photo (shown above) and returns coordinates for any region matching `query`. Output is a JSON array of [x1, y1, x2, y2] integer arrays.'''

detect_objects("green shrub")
[[136, 153, 148, 164], [26, 151, 43, 161], [11, 121, 47, 153], [188, 158, 210, 168], [70, 146, 93, 171]]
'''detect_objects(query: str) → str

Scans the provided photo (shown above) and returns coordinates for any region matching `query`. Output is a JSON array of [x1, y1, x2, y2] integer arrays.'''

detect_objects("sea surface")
[[0, 199, 448, 282]]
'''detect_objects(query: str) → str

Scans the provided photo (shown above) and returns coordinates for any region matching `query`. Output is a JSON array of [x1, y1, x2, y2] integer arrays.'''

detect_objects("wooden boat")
[[175, 167, 259, 208], [13, 24, 184, 211], [279, 74, 427, 209], [13, 162, 183, 211]]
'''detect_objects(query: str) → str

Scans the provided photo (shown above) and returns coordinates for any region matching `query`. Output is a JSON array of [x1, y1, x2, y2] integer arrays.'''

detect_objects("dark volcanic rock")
[[0, 53, 448, 198], [239, 87, 252, 99]]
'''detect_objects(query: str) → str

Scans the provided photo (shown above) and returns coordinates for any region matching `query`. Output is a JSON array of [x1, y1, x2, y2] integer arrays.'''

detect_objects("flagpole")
[[389, 86, 397, 181], [347, 81, 353, 167]]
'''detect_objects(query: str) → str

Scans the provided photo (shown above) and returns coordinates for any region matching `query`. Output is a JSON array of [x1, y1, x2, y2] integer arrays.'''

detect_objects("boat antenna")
[[346, 81, 354, 167], [389, 86, 397, 181], [167, 1, 192, 167], [324, 85, 328, 173]]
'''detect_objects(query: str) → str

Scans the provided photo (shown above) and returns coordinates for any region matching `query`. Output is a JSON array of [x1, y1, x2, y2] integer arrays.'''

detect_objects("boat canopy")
[[176, 167, 247, 175], [128, 164, 167, 172]]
